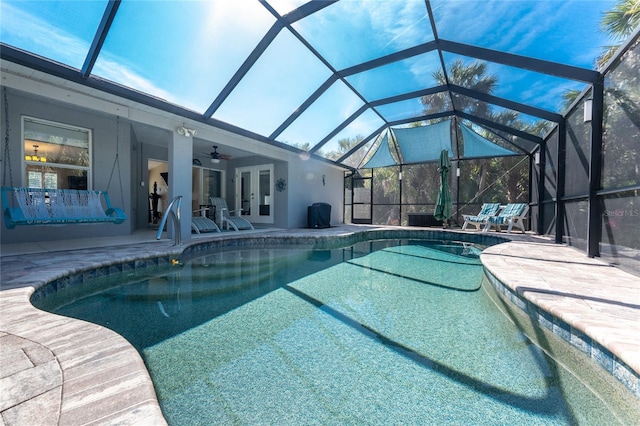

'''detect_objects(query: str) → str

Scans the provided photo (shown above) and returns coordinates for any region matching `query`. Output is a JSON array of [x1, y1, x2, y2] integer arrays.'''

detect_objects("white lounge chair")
[[210, 197, 254, 231], [461, 203, 501, 231], [191, 216, 220, 234], [483, 203, 529, 234]]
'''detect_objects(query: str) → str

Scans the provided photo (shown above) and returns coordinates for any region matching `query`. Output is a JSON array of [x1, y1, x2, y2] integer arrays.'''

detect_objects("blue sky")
[[0, 0, 619, 157]]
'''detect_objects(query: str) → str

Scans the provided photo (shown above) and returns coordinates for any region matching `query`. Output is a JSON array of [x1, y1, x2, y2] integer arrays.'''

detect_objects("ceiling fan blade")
[[203, 145, 231, 160]]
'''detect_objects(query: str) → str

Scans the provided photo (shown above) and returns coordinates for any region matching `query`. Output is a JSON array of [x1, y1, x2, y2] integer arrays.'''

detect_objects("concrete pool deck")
[[1, 225, 639, 425]]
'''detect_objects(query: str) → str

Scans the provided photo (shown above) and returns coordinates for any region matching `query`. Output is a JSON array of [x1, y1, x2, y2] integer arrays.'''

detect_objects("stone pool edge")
[[4, 228, 638, 425], [481, 244, 640, 401], [12, 229, 506, 424]]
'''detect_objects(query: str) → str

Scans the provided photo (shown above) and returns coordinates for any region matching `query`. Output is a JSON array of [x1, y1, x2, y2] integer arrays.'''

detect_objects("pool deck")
[[1, 225, 639, 425]]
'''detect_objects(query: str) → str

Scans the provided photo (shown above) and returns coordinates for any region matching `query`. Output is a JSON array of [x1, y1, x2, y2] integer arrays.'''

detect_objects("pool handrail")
[[156, 195, 183, 245]]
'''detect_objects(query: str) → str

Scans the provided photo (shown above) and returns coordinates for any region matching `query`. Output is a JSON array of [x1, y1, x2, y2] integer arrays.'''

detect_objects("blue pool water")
[[37, 239, 628, 425]]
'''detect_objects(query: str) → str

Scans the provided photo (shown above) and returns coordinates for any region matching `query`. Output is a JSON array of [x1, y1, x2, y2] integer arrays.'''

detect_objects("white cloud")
[[1, 2, 199, 110], [92, 56, 177, 101], [1, 2, 88, 68]]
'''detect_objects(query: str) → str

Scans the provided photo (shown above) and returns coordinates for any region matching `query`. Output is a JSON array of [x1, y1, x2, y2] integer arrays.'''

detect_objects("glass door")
[[235, 164, 273, 224], [192, 166, 224, 219]]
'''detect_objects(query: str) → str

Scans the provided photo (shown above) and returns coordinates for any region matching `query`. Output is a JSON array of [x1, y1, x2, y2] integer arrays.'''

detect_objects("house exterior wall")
[[1, 79, 346, 245], [287, 158, 344, 228], [1, 88, 134, 244]]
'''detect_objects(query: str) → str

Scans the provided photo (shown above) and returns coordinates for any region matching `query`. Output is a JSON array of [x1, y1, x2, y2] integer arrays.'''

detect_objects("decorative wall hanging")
[[276, 178, 287, 192]]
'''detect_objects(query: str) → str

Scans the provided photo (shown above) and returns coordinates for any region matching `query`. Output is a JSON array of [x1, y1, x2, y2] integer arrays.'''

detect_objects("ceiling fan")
[[202, 145, 232, 164]]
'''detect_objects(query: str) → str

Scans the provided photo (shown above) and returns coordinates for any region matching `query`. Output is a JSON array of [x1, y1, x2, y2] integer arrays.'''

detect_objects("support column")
[[587, 79, 604, 257], [536, 141, 546, 235], [168, 128, 194, 243], [555, 119, 566, 243]]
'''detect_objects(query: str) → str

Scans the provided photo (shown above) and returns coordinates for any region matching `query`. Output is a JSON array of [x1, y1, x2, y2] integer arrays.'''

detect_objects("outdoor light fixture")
[[456, 168, 461, 177], [177, 126, 197, 137], [534, 152, 541, 165], [583, 98, 593, 123]]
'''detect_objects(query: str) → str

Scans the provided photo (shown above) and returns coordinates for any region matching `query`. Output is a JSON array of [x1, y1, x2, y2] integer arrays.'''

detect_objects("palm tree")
[[597, 0, 640, 68], [602, 0, 640, 39], [560, 89, 582, 112], [558, 1, 639, 109], [421, 59, 497, 118]]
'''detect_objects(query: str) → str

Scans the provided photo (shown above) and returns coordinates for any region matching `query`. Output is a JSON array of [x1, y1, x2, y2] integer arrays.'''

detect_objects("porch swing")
[[1, 90, 127, 228]]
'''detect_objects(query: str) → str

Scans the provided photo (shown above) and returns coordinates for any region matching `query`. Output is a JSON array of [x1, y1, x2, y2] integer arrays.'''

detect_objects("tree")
[[598, 0, 640, 67], [560, 2, 639, 111], [592, 0, 640, 192], [421, 59, 497, 118], [560, 89, 582, 112], [324, 135, 363, 163]]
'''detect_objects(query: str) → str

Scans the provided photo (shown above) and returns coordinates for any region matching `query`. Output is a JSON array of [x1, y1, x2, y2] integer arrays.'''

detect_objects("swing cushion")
[[2, 187, 127, 229]]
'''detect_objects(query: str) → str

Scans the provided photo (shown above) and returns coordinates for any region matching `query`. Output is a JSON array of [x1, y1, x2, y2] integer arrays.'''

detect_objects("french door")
[[235, 164, 273, 224]]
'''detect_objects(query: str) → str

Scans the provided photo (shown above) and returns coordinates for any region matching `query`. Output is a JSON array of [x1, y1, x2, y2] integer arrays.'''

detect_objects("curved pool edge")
[[3, 227, 506, 425], [0, 286, 167, 425], [2, 226, 638, 424], [481, 241, 640, 401]]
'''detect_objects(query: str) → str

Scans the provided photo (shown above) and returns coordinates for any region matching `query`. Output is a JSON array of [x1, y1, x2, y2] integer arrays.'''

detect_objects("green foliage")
[[324, 135, 364, 163], [602, 0, 640, 41], [560, 89, 582, 113], [421, 59, 497, 118], [602, 41, 640, 189]]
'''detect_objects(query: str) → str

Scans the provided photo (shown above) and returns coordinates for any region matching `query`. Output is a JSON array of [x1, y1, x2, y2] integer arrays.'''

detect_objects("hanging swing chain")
[[106, 116, 125, 207], [3, 88, 13, 187]]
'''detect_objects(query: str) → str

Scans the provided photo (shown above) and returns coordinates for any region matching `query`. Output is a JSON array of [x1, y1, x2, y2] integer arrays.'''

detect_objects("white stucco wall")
[[287, 156, 344, 228], [0, 67, 348, 245]]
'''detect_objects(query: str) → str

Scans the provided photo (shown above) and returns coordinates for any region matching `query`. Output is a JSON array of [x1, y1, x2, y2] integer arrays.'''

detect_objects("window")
[[191, 165, 225, 214], [23, 117, 91, 189], [27, 171, 58, 188]]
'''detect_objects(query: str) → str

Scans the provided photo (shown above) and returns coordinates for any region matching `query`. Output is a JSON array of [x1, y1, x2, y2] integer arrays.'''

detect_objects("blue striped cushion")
[[479, 203, 501, 216], [488, 203, 526, 225], [466, 203, 501, 222]]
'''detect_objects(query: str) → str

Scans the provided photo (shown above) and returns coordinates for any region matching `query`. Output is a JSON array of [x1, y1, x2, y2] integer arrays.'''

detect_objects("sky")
[[0, 0, 619, 158]]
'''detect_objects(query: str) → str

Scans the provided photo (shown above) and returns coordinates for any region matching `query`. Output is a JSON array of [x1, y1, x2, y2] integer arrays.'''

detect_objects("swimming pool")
[[35, 239, 636, 425]]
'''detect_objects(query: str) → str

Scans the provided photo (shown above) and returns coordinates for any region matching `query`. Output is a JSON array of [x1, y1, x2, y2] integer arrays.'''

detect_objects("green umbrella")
[[434, 149, 452, 226]]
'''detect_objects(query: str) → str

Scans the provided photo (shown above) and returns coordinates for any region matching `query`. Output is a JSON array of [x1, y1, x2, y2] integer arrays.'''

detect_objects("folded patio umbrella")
[[434, 149, 452, 225]]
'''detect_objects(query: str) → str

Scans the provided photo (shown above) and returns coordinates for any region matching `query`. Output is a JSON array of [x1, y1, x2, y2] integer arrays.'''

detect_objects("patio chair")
[[483, 203, 529, 234], [210, 197, 255, 231], [191, 216, 220, 234], [461, 203, 501, 231]]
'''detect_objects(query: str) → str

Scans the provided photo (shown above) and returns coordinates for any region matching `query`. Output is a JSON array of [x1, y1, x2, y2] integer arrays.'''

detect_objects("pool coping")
[[481, 241, 640, 400], [1, 226, 639, 424]]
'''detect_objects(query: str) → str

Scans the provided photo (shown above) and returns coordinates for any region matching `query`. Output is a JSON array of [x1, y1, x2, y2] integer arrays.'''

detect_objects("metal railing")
[[156, 195, 183, 245]]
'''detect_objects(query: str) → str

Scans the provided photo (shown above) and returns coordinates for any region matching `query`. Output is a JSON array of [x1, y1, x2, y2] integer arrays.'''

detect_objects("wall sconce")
[[25, 144, 47, 162], [534, 152, 541, 165], [177, 126, 197, 137], [456, 168, 460, 177], [583, 98, 593, 123], [398, 172, 402, 181]]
